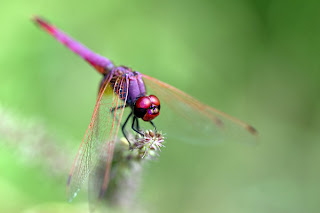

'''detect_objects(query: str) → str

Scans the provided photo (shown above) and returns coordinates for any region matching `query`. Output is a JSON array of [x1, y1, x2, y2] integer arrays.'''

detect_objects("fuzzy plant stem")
[[0, 107, 165, 211]]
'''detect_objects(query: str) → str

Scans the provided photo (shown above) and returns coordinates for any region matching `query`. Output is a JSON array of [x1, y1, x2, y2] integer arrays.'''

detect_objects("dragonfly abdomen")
[[34, 16, 114, 74]]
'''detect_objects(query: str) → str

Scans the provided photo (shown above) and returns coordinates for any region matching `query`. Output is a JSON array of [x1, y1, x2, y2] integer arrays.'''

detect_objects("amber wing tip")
[[247, 125, 258, 135]]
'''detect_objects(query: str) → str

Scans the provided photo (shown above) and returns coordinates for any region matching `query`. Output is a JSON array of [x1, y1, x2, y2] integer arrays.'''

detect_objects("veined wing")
[[33, 16, 114, 73], [66, 73, 129, 202], [142, 74, 258, 145]]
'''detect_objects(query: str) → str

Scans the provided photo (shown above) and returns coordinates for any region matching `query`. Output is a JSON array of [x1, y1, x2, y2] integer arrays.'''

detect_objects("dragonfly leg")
[[149, 120, 157, 132], [135, 117, 141, 131], [110, 105, 127, 114], [132, 116, 144, 136], [110, 105, 128, 123], [122, 112, 133, 150]]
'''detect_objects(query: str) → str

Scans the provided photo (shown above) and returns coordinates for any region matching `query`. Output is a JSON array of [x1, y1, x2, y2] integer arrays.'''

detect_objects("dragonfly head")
[[134, 95, 160, 121]]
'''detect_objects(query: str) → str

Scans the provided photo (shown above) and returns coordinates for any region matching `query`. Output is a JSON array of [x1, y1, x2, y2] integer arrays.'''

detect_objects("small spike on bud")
[[149, 130, 155, 137]]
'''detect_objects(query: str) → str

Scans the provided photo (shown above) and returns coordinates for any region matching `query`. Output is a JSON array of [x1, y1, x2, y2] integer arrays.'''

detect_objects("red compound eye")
[[149, 95, 160, 107], [135, 96, 152, 111], [134, 95, 160, 121]]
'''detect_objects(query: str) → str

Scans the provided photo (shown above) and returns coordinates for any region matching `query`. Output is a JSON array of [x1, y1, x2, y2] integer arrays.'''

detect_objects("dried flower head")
[[99, 129, 165, 209], [132, 130, 165, 158]]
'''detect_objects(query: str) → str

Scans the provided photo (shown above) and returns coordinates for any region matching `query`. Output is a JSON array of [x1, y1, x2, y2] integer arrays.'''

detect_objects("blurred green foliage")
[[0, 0, 319, 212]]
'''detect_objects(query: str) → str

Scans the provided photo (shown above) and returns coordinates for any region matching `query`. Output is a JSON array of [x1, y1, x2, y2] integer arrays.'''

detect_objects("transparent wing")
[[66, 73, 129, 202], [142, 74, 258, 145]]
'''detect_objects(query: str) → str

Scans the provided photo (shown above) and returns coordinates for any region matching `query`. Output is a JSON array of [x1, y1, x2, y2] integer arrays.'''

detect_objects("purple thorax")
[[102, 66, 146, 106]]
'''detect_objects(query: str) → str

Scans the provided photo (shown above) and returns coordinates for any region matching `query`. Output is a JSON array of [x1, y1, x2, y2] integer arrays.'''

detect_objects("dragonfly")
[[33, 16, 258, 203]]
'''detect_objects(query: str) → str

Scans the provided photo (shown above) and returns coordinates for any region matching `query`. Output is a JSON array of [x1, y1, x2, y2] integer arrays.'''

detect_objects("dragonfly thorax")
[[134, 95, 160, 121]]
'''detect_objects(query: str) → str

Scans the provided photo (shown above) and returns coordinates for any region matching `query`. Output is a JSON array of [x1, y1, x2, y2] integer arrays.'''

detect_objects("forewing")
[[142, 74, 258, 145], [88, 76, 130, 211], [66, 74, 129, 202]]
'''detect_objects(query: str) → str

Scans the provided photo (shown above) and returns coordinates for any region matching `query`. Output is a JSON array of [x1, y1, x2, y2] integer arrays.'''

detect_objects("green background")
[[0, 0, 319, 212]]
